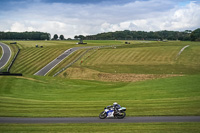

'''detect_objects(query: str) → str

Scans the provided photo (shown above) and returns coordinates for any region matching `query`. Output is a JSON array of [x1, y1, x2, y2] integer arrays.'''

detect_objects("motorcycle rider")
[[113, 102, 121, 114]]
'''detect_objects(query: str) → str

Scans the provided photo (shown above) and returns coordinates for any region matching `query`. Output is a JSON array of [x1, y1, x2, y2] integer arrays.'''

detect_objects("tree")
[[53, 34, 58, 40], [78, 35, 85, 40], [60, 35, 64, 40], [191, 28, 200, 41], [40, 34, 48, 40], [74, 35, 78, 40]]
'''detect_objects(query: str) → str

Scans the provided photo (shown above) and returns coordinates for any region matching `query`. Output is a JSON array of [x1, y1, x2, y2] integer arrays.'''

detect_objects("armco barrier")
[[0, 72, 22, 76]]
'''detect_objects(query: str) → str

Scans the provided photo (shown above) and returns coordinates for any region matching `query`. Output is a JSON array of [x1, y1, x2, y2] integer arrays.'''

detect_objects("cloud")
[[99, 1, 200, 32], [0, 0, 200, 38]]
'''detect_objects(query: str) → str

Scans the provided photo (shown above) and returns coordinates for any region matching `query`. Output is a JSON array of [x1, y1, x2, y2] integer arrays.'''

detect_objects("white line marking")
[[176, 45, 190, 60]]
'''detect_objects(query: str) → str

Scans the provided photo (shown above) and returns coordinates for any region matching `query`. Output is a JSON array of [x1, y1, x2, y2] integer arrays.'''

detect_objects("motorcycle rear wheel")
[[99, 111, 107, 119], [116, 111, 126, 119]]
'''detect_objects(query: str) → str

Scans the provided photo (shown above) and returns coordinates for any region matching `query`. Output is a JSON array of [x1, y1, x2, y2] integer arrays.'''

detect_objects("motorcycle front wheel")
[[116, 111, 126, 119], [99, 111, 107, 119]]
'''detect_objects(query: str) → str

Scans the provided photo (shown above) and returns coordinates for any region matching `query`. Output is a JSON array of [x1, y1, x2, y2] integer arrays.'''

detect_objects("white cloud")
[[10, 22, 31, 32], [100, 1, 200, 32], [0, 0, 200, 38]]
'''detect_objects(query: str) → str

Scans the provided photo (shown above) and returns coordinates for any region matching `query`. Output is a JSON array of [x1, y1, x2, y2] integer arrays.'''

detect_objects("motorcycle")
[[99, 106, 126, 119]]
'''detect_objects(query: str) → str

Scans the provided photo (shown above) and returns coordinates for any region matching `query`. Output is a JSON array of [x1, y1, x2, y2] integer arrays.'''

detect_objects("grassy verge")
[[0, 75, 199, 117], [0, 123, 200, 133]]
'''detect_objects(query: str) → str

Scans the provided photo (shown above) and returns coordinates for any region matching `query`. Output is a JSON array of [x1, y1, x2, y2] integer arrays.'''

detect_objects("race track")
[[0, 42, 11, 69], [0, 116, 200, 124], [34, 46, 95, 76]]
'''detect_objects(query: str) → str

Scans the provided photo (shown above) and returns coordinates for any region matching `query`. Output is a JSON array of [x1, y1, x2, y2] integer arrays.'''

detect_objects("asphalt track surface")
[[34, 46, 97, 76], [0, 42, 11, 69], [0, 116, 200, 123]]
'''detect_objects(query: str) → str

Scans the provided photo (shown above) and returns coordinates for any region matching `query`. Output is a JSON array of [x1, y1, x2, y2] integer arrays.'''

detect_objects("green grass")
[[76, 41, 200, 74], [0, 74, 199, 117], [0, 40, 200, 117], [0, 123, 200, 133], [9, 47, 66, 75], [1, 40, 124, 48], [3, 40, 199, 76]]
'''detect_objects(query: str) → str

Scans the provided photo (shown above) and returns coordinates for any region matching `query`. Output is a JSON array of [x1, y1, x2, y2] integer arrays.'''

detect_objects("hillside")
[[2, 40, 199, 81], [58, 41, 200, 82], [0, 40, 200, 118]]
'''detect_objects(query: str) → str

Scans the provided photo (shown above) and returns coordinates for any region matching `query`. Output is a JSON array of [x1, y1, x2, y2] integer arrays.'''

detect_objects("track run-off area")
[[0, 116, 200, 124]]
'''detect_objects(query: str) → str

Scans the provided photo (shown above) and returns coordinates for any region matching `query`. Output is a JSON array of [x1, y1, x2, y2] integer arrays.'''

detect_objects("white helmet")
[[113, 102, 118, 105]]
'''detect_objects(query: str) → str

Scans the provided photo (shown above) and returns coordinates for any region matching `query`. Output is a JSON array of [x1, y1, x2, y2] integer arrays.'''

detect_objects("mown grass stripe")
[[19, 49, 63, 74], [25, 49, 65, 74], [11, 48, 64, 74]]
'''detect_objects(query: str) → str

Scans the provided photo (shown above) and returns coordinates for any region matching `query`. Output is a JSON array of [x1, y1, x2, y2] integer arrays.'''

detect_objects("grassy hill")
[[77, 41, 200, 74], [0, 74, 200, 117], [57, 41, 200, 82], [4, 40, 199, 78], [0, 40, 200, 118]]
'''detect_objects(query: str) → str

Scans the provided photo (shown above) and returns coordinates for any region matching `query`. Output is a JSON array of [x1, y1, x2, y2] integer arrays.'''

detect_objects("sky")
[[0, 0, 200, 38]]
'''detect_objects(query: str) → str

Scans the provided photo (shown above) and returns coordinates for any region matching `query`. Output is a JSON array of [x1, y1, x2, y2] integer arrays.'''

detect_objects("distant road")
[[34, 46, 95, 76], [0, 116, 200, 123], [0, 43, 11, 70]]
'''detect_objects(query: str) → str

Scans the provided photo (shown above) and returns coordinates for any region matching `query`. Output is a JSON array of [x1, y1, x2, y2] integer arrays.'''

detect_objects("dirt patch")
[[61, 67, 183, 82], [97, 73, 183, 82]]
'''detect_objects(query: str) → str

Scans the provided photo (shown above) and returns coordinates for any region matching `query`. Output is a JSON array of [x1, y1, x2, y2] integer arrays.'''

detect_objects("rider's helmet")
[[113, 102, 118, 105]]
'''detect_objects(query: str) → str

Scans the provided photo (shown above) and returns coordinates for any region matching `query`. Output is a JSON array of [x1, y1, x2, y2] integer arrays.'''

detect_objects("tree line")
[[0, 31, 51, 40], [1, 28, 199, 41], [75, 29, 200, 41]]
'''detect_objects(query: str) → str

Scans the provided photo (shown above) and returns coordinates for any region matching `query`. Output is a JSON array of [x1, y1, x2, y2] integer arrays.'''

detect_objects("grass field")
[[2, 40, 124, 49], [0, 123, 200, 133], [0, 40, 200, 132], [0, 74, 199, 117], [0, 40, 199, 117], [78, 42, 200, 74], [2, 40, 199, 77]]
